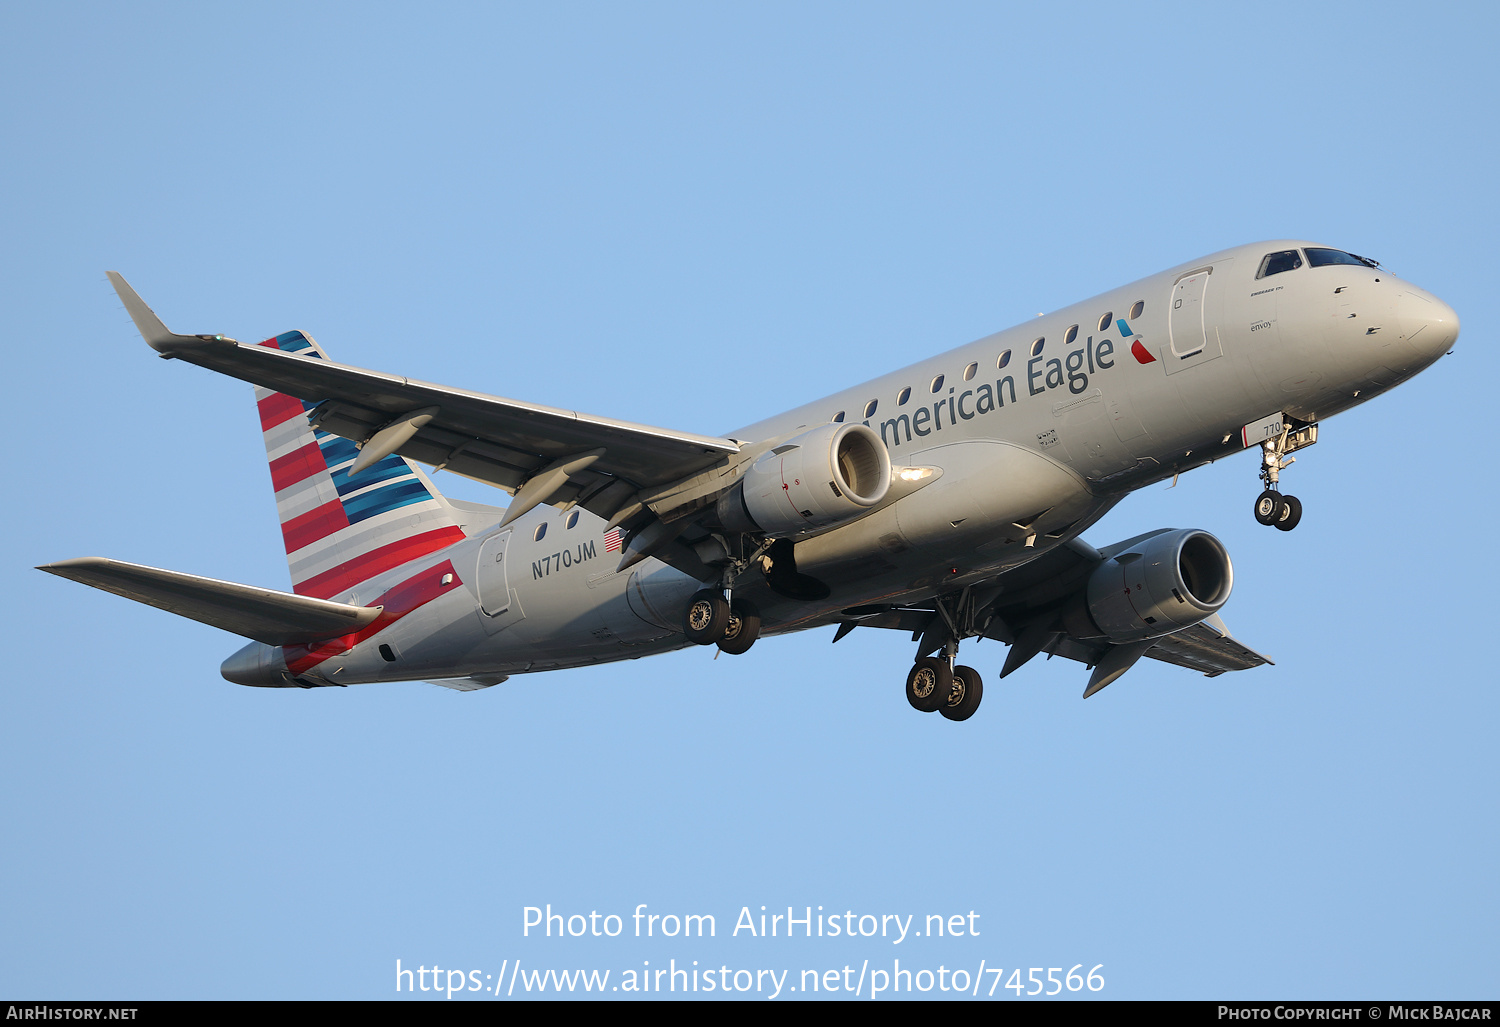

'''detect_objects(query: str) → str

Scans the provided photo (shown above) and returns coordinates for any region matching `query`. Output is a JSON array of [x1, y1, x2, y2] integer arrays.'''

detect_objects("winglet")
[[105, 271, 231, 354]]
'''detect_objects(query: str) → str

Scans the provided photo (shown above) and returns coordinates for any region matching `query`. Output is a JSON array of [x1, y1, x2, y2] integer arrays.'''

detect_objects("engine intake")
[[1084, 528, 1233, 642], [719, 422, 892, 537]]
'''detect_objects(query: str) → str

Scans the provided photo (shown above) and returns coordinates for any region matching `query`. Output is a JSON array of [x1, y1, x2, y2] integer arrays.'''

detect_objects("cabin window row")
[[834, 300, 1145, 424], [531, 509, 583, 541]]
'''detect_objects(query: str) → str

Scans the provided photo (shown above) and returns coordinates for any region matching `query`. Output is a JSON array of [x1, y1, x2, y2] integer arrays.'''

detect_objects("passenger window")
[[534, 522, 547, 542], [1030, 337, 1045, 357], [1257, 250, 1303, 278], [963, 362, 977, 381], [1064, 325, 1079, 345], [930, 374, 944, 393], [997, 349, 1011, 369], [864, 399, 877, 418], [1129, 300, 1144, 319], [1097, 312, 1113, 332], [565, 510, 579, 530], [898, 386, 912, 406], [832, 410, 845, 423]]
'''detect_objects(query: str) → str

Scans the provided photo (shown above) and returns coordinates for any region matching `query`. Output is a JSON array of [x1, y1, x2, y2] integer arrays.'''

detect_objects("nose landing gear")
[[1254, 489, 1302, 532], [1251, 421, 1317, 532]]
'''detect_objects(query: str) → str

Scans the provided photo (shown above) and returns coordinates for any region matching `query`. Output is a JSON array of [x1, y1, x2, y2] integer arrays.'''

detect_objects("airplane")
[[38, 241, 1459, 720]]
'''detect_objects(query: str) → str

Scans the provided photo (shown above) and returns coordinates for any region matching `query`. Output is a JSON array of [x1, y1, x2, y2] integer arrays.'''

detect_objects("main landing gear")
[[905, 656, 983, 722], [902, 588, 992, 722], [1251, 422, 1318, 532], [682, 589, 762, 655]]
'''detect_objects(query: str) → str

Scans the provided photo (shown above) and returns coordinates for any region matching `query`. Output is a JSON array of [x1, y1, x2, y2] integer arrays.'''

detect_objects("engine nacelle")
[[1084, 528, 1233, 642], [719, 422, 892, 537]]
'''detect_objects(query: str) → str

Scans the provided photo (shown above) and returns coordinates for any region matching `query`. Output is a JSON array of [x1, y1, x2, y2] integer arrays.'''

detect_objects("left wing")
[[107, 274, 745, 554]]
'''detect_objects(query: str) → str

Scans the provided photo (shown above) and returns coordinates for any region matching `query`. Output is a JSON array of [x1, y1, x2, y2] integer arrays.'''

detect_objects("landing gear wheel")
[[906, 658, 951, 713], [1273, 494, 1303, 532], [941, 665, 983, 722], [682, 589, 731, 645], [716, 600, 762, 655], [1254, 490, 1282, 526]]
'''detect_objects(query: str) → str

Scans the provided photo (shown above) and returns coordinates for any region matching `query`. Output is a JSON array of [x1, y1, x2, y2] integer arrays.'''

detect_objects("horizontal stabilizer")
[[38, 557, 381, 647]]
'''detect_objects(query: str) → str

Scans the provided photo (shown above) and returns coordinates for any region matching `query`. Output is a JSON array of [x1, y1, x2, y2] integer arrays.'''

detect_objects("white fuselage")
[[276, 240, 1457, 686]]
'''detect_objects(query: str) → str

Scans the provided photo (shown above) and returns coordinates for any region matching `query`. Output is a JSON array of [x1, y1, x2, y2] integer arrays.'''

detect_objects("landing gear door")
[[476, 530, 513, 616], [1165, 262, 1229, 374]]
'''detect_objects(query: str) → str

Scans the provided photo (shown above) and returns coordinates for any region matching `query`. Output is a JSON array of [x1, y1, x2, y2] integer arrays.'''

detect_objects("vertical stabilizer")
[[254, 332, 466, 600]]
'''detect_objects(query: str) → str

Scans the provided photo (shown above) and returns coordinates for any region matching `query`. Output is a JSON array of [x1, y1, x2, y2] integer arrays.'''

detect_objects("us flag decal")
[[603, 528, 623, 553]]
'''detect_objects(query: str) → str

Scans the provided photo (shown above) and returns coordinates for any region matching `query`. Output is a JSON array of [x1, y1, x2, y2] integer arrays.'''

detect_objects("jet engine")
[[1082, 529, 1233, 642], [717, 422, 892, 537]]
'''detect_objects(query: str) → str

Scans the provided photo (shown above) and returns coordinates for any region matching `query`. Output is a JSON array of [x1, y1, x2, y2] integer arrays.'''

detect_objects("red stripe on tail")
[[283, 559, 465, 675], [293, 525, 466, 599], [281, 499, 351, 554], [269, 441, 328, 493], [258, 392, 307, 432]]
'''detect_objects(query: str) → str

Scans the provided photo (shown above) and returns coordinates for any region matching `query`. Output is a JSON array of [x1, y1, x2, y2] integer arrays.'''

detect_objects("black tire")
[[1254, 489, 1281, 526], [716, 599, 762, 655], [905, 658, 950, 713], [941, 665, 984, 721], [1273, 494, 1303, 532], [682, 589, 730, 645]]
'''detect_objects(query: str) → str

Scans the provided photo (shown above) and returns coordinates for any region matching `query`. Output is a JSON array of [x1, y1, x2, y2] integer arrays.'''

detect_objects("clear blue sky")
[[2, 1, 1495, 1001]]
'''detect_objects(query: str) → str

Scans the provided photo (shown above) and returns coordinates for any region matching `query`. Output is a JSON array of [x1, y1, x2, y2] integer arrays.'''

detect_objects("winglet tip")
[[105, 272, 179, 351]]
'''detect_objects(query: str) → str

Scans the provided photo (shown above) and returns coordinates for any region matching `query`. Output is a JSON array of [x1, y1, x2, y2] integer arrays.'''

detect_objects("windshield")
[[1257, 250, 1303, 279], [1306, 247, 1377, 269]]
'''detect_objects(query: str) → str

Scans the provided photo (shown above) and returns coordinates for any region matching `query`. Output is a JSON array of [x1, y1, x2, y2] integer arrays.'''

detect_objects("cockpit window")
[[1306, 247, 1378, 269], [1257, 250, 1303, 279]]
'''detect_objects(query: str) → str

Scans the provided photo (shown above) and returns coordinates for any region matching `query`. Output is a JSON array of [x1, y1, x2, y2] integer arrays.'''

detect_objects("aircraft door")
[[476, 530, 513, 616], [1165, 265, 1227, 374]]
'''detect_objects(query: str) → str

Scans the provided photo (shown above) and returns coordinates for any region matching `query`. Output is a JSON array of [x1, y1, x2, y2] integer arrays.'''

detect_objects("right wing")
[[828, 539, 1271, 686], [1139, 614, 1273, 677]]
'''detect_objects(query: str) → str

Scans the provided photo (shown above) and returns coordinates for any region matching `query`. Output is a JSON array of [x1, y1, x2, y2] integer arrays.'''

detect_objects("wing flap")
[[38, 557, 381, 647], [1143, 614, 1273, 677]]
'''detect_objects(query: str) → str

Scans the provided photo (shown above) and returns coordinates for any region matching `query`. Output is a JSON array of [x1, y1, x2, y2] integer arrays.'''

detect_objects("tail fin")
[[255, 331, 466, 600]]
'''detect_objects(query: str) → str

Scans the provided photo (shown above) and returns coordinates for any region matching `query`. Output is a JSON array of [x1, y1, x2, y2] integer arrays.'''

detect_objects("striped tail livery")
[[255, 331, 466, 601]]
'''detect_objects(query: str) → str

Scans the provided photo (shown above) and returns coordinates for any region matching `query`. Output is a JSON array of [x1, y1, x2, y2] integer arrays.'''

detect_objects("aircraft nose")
[[1395, 287, 1460, 357]]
